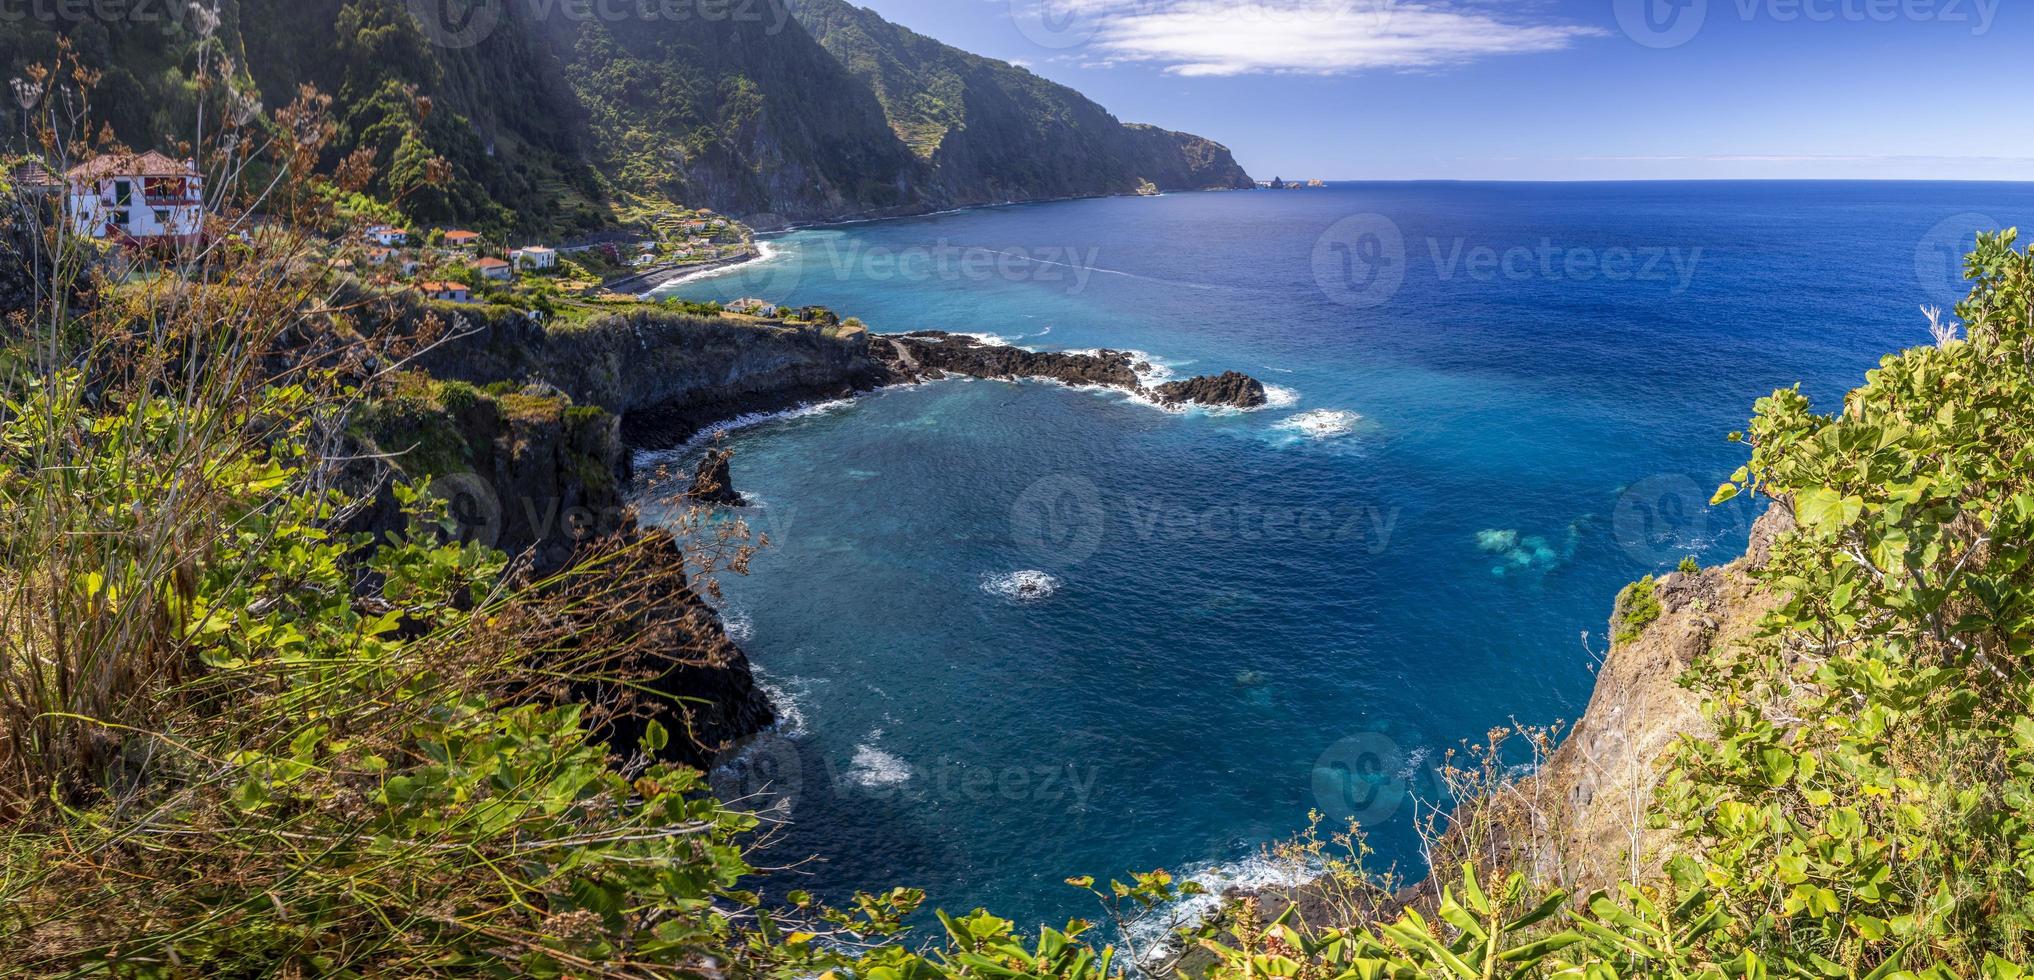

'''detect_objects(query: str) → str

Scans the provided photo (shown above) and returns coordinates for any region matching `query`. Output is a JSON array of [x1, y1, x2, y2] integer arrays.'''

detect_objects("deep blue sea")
[[640, 182, 2034, 931]]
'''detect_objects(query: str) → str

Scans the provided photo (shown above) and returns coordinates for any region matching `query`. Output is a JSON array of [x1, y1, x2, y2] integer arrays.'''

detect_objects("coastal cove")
[[638, 182, 2034, 928]]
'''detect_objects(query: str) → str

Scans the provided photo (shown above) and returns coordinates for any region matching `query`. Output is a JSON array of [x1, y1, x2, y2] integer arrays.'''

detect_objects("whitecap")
[[634, 398, 856, 469], [1275, 409, 1361, 440], [981, 570, 1062, 602], [1124, 854, 1317, 962], [749, 671, 823, 741], [721, 607, 755, 643], [1262, 384, 1301, 410], [847, 744, 914, 787]]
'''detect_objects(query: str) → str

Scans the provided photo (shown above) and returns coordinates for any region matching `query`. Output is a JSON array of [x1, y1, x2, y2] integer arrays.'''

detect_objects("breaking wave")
[[1276, 409, 1362, 440], [981, 570, 1062, 602]]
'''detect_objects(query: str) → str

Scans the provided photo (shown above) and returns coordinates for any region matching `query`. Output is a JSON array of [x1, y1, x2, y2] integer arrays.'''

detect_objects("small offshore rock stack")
[[1154, 370, 1267, 409], [686, 447, 742, 505]]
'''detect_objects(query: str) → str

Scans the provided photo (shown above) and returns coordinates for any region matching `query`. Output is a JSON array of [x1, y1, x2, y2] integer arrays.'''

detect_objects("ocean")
[[640, 181, 2034, 929]]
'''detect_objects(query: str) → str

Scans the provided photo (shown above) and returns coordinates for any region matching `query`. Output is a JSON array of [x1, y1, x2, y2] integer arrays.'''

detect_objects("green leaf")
[[641, 719, 670, 754], [1758, 748, 1797, 787]]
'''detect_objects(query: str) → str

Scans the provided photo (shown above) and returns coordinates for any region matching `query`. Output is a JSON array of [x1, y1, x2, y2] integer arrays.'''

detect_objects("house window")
[[112, 180, 133, 206], [154, 209, 171, 225], [111, 209, 130, 226]]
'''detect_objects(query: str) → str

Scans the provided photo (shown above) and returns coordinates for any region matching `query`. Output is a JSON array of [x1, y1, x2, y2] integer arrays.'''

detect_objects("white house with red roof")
[[65, 152, 204, 247], [473, 256, 514, 281], [419, 281, 473, 304]]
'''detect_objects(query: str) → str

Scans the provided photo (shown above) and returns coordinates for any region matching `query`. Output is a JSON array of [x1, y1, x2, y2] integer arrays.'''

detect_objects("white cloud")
[[1049, 1, 1602, 77]]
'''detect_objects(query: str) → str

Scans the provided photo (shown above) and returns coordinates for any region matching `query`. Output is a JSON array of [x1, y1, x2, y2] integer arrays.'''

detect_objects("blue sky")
[[846, 0, 2032, 181]]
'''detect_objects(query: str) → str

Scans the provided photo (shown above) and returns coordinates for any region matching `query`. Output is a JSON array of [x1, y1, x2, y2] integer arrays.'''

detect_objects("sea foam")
[[1275, 409, 1361, 440], [847, 744, 914, 787], [982, 570, 1062, 602], [1124, 854, 1317, 961]]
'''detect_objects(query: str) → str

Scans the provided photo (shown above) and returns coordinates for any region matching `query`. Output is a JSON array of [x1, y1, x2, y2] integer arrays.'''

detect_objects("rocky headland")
[[875, 331, 1270, 409]]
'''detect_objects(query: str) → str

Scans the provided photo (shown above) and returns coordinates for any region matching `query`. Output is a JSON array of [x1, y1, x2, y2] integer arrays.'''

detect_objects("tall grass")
[[0, 45, 806, 976]]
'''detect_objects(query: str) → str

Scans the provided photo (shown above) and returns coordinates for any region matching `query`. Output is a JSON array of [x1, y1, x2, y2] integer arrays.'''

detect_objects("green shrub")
[[1612, 575, 1663, 645]]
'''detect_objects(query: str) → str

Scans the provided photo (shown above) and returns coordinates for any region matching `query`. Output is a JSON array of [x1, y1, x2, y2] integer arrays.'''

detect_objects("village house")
[[419, 281, 472, 304], [474, 257, 514, 282], [511, 245, 557, 270], [727, 297, 779, 317], [8, 160, 60, 195], [365, 247, 395, 265], [442, 229, 481, 249], [64, 151, 204, 247], [366, 224, 408, 246]]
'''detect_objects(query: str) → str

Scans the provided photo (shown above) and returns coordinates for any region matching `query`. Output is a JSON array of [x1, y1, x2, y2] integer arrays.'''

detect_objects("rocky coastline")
[[395, 303, 1272, 769], [381, 291, 1774, 933], [874, 331, 1270, 409]]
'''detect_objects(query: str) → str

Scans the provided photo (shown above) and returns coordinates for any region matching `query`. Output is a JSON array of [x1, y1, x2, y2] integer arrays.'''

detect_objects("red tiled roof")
[[419, 281, 466, 293], [442, 230, 480, 240], [9, 160, 59, 189], [66, 151, 196, 181], [474, 257, 511, 268]]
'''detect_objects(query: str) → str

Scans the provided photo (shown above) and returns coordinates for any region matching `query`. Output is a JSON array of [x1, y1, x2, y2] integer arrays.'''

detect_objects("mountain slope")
[[2, 0, 1250, 233], [787, 0, 1255, 204]]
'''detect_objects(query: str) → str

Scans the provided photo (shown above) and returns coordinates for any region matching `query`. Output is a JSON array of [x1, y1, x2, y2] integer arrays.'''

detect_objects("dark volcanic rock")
[[883, 331, 1143, 389], [580, 528, 777, 770], [346, 387, 774, 768], [875, 332, 1272, 412], [686, 448, 742, 506], [1154, 371, 1268, 409]]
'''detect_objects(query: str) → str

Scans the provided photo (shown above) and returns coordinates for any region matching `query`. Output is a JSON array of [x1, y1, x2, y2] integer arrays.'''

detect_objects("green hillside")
[[1, 0, 1250, 237], [787, 0, 1256, 204]]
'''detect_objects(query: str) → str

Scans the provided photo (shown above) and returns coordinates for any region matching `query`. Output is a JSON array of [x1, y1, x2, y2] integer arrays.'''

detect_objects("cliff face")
[[350, 373, 777, 769], [1504, 503, 1793, 893], [788, 0, 1255, 202], [414, 309, 886, 444]]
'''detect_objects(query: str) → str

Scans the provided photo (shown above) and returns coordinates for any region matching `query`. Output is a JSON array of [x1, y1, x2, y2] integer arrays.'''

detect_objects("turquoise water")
[[641, 183, 2034, 927]]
